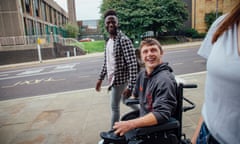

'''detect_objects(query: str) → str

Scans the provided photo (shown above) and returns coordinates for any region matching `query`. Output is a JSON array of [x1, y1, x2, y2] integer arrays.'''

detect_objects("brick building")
[[0, 0, 85, 65], [0, 0, 68, 38], [77, 19, 103, 40], [192, 0, 238, 33]]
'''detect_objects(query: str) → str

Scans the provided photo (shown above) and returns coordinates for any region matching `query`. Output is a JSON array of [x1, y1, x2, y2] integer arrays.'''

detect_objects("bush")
[[205, 11, 223, 30], [183, 28, 205, 38], [64, 23, 79, 38]]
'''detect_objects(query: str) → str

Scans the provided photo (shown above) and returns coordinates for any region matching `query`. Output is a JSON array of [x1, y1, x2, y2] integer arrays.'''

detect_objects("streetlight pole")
[[33, 0, 42, 63], [216, 0, 219, 19], [194, 0, 196, 29]]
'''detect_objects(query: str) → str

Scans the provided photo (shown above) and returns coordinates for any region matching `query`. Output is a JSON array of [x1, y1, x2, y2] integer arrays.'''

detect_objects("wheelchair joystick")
[[100, 129, 127, 144]]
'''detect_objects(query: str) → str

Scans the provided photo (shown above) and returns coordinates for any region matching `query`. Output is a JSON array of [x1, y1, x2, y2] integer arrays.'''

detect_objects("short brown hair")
[[139, 38, 163, 53]]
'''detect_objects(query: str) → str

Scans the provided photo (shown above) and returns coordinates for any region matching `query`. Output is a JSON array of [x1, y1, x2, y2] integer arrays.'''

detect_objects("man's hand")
[[113, 120, 136, 136], [122, 88, 132, 98], [95, 80, 102, 92], [113, 113, 158, 136]]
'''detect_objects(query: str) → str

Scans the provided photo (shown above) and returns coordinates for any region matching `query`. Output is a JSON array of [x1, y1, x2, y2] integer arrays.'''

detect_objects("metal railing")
[[62, 38, 79, 45], [0, 35, 68, 47]]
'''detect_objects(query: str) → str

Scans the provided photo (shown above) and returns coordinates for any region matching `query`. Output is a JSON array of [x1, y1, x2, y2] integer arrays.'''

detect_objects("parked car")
[[79, 38, 95, 42]]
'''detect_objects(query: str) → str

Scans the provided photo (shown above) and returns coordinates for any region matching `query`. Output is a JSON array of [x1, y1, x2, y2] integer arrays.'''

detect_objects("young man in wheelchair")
[[101, 38, 178, 143]]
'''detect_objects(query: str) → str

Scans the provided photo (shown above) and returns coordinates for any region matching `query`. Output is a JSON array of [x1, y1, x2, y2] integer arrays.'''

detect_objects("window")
[[21, 0, 25, 13], [41, 2, 46, 21], [39, 23, 43, 35], [58, 12, 61, 25], [45, 4, 49, 22], [34, 0, 39, 17], [49, 8, 52, 23], [26, 19, 34, 35], [23, 18, 28, 35], [54, 10, 57, 25], [25, 0, 30, 13]]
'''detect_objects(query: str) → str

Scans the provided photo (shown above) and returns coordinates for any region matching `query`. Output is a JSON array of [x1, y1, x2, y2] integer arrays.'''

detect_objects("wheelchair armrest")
[[121, 110, 140, 121], [182, 83, 197, 89], [135, 118, 180, 136], [125, 98, 139, 105]]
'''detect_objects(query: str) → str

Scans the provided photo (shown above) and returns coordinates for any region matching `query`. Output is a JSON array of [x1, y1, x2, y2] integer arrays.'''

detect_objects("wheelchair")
[[100, 80, 197, 144]]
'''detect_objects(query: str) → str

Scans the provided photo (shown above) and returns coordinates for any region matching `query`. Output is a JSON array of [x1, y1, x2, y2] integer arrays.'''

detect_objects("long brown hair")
[[212, 3, 240, 44]]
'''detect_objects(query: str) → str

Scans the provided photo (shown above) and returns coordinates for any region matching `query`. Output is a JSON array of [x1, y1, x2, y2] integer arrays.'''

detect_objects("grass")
[[70, 40, 105, 53], [70, 37, 189, 54]]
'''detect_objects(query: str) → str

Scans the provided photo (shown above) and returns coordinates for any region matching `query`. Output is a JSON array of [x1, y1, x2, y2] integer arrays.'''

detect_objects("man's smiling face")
[[105, 16, 118, 35], [141, 44, 163, 74]]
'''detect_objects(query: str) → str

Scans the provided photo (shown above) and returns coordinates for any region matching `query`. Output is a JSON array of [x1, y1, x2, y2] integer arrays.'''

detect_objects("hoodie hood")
[[148, 62, 173, 77]]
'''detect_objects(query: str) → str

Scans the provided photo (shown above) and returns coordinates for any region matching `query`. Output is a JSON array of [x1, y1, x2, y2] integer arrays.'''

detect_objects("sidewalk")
[[0, 71, 206, 144]]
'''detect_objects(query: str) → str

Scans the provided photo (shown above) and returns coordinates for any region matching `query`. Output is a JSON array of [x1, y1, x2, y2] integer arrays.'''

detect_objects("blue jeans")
[[197, 122, 220, 144], [110, 83, 139, 128]]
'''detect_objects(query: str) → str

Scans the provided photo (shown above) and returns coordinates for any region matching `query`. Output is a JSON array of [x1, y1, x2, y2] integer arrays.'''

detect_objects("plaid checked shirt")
[[98, 30, 138, 91]]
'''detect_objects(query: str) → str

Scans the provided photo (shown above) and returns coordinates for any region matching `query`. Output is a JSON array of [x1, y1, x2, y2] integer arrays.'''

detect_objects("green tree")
[[64, 23, 79, 38], [100, 0, 188, 40]]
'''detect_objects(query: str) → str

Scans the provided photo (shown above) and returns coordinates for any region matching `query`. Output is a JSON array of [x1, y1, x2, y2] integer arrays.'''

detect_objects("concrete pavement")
[[0, 41, 205, 144]]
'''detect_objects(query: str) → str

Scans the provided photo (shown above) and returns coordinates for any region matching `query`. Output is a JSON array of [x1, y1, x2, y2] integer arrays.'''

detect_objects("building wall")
[[0, 0, 69, 37], [2, 0, 236, 38], [192, 0, 238, 33], [21, 0, 69, 36], [68, 0, 77, 24], [77, 20, 103, 40], [0, 0, 24, 37]]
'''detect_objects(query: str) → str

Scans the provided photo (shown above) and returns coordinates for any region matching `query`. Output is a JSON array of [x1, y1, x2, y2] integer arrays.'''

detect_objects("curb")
[[162, 41, 202, 49]]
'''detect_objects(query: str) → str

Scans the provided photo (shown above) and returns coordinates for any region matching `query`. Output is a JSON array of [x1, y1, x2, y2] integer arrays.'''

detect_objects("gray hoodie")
[[133, 63, 177, 124]]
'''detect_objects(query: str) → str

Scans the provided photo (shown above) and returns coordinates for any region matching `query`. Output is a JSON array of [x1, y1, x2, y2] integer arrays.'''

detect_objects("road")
[[0, 46, 206, 100]]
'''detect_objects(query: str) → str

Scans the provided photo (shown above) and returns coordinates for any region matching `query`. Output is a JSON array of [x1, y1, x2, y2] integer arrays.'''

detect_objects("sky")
[[54, 0, 102, 20]]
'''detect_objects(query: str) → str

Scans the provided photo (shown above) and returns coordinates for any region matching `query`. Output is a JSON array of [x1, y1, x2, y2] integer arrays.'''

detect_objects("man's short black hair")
[[104, 9, 117, 19]]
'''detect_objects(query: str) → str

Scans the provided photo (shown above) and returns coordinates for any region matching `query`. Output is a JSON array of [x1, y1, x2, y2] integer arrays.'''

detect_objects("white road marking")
[[51, 69, 76, 73], [51, 64, 76, 73], [55, 64, 75, 70], [0, 70, 75, 80], [79, 75, 90, 78], [17, 69, 43, 75], [2, 77, 65, 88], [0, 74, 8, 77], [173, 63, 183, 65], [0, 64, 78, 81]]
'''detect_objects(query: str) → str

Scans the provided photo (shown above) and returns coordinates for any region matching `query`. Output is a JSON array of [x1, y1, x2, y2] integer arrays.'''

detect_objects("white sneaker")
[[98, 139, 104, 144]]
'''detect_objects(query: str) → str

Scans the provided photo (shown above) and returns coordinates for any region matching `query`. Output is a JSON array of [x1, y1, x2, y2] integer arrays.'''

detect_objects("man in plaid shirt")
[[95, 9, 138, 128]]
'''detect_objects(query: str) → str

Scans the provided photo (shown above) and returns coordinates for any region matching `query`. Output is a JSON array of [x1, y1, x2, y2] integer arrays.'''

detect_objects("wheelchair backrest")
[[172, 78, 186, 138], [172, 77, 197, 138]]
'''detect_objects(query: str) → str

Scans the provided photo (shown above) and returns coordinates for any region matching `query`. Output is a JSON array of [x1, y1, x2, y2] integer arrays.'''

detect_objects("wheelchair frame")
[[100, 82, 197, 144]]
